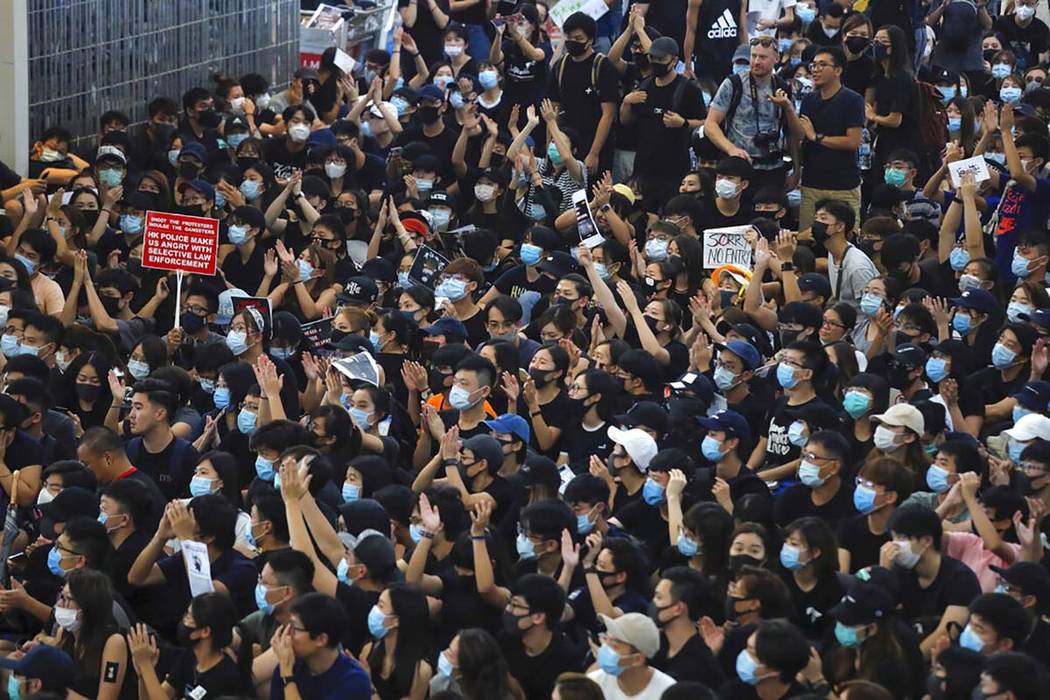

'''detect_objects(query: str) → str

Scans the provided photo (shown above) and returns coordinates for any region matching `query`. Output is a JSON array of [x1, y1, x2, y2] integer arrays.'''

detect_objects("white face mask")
[[288, 123, 311, 143], [54, 605, 81, 632], [325, 161, 347, 179], [873, 425, 900, 452], [893, 539, 922, 569], [37, 488, 56, 505]]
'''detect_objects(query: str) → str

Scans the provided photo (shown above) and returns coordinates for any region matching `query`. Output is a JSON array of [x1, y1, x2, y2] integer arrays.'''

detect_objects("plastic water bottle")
[[858, 128, 872, 171]]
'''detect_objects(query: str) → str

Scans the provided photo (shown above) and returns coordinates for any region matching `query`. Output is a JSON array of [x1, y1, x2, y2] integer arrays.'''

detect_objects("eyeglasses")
[[802, 451, 835, 463], [808, 61, 835, 71], [822, 317, 846, 330], [750, 37, 776, 47]]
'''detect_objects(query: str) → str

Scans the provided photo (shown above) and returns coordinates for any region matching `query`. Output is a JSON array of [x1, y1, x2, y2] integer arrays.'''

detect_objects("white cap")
[[606, 426, 658, 471], [1004, 414, 1050, 443], [872, 403, 924, 436], [96, 145, 127, 165], [216, 288, 249, 326], [598, 613, 661, 658]]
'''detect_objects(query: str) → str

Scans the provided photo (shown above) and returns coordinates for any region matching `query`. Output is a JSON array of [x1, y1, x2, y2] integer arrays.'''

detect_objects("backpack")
[[723, 72, 792, 131], [554, 52, 613, 102], [940, 0, 979, 53], [637, 73, 697, 116], [915, 80, 949, 158]]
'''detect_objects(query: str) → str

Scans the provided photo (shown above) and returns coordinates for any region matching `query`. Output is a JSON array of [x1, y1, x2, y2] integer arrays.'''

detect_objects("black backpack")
[[722, 72, 792, 132], [940, 0, 979, 53]]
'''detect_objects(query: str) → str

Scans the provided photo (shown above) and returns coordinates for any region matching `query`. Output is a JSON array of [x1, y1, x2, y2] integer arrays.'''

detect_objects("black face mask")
[[528, 367, 553, 388], [419, 106, 441, 124], [984, 48, 999, 64], [101, 296, 122, 316], [565, 40, 588, 57], [719, 289, 736, 308], [180, 205, 205, 217], [178, 162, 202, 180], [779, 328, 802, 347], [650, 61, 673, 77], [894, 332, 917, 349], [729, 554, 762, 576], [633, 51, 650, 67], [76, 382, 102, 403], [181, 312, 206, 334], [873, 43, 889, 62], [501, 610, 530, 636], [238, 156, 259, 169], [887, 363, 914, 390], [429, 368, 450, 396], [197, 108, 222, 128], [150, 124, 175, 148], [645, 316, 663, 335], [845, 36, 870, 54], [176, 622, 197, 647], [724, 596, 756, 623], [856, 239, 877, 259], [811, 221, 830, 243]]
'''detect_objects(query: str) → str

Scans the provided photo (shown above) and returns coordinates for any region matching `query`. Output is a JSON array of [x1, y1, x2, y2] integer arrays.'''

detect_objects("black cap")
[[537, 251, 580, 278], [990, 562, 1050, 606], [798, 273, 832, 299], [337, 276, 379, 305], [648, 36, 679, 59], [519, 455, 561, 490], [338, 499, 390, 537], [352, 532, 398, 580], [829, 581, 895, 626], [462, 435, 504, 471], [614, 400, 668, 434], [361, 258, 396, 284], [779, 301, 823, 330], [38, 486, 99, 523], [894, 344, 928, 369]]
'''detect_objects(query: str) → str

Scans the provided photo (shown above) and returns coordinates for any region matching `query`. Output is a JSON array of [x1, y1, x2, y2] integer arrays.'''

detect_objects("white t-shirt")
[[747, 0, 796, 36], [586, 668, 677, 700]]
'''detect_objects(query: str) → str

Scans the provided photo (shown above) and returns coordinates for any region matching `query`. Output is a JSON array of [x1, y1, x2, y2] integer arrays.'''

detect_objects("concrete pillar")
[[0, 0, 29, 177]]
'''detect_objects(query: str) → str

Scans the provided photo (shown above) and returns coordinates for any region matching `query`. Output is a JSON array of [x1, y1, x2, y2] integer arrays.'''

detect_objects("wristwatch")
[[281, 676, 296, 687], [815, 133, 825, 145]]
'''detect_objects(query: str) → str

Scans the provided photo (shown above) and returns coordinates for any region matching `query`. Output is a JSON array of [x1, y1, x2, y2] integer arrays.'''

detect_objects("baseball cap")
[[337, 276, 379, 305], [96, 145, 127, 165], [950, 288, 999, 315], [614, 401, 668, 434], [537, 251, 580, 278], [894, 344, 928, 369], [462, 435, 503, 470], [607, 426, 658, 470], [419, 84, 445, 102], [828, 583, 895, 626], [519, 455, 561, 491], [422, 317, 468, 340], [716, 320, 772, 357], [696, 410, 751, 443], [611, 183, 636, 205], [177, 179, 215, 201], [392, 86, 419, 104], [732, 44, 751, 64], [798, 273, 832, 299], [990, 562, 1050, 605], [598, 612, 661, 658], [0, 645, 74, 686], [929, 65, 961, 84], [871, 403, 925, 435], [338, 499, 390, 537], [787, 401, 842, 432], [648, 36, 679, 59], [667, 371, 715, 405], [38, 486, 99, 523], [484, 413, 530, 444], [717, 340, 761, 370], [1023, 307, 1050, 331], [352, 531, 399, 581], [779, 301, 823, 330], [1013, 381, 1050, 412], [178, 142, 208, 162], [1004, 413, 1050, 442], [427, 190, 458, 209], [360, 258, 396, 284]]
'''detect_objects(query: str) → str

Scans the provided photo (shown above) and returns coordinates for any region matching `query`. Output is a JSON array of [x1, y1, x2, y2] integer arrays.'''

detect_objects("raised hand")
[[470, 499, 492, 536], [561, 529, 580, 568], [501, 370, 521, 404], [418, 492, 442, 532]]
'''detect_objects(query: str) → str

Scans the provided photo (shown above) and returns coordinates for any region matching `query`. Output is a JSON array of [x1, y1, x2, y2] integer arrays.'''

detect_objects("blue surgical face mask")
[[853, 484, 878, 513], [859, 293, 882, 317], [834, 621, 865, 647], [397, 271, 412, 288], [958, 623, 985, 652], [120, 214, 143, 235], [713, 365, 738, 392], [788, 420, 808, 447], [367, 604, 389, 638], [437, 651, 455, 677], [190, 476, 215, 497], [736, 649, 762, 685], [798, 459, 824, 487], [213, 386, 231, 409], [546, 142, 564, 167], [226, 330, 249, 356], [479, 70, 499, 90], [733, 63, 751, 77], [349, 406, 373, 431], [255, 582, 277, 615], [127, 359, 150, 380], [0, 334, 19, 358], [642, 477, 666, 505], [1007, 301, 1033, 324], [926, 465, 952, 493], [841, 390, 871, 419], [992, 63, 1012, 80], [597, 644, 625, 676], [47, 546, 66, 578], [797, 6, 816, 23], [448, 385, 476, 411], [520, 243, 542, 266], [449, 92, 466, 110], [577, 509, 595, 535], [992, 343, 1017, 369], [593, 262, 610, 280], [952, 312, 972, 335], [645, 238, 669, 261], [777, 363, 799, 389], [337, 557, 352, 583], [1001, 86, 1023, 103], [14, 254, 36, 276], [947, 116, 962, 132], [1009, 438, 1027, 463], [237, 408, 257, 435], [702, 435, 725, 462], [515, 531, 536, 558], [99, 168, 124, 188], [779, 543, 805, 570], [925, 357, 949, 383], [270, 345, 293, 361], [228, 133, 249, 148], [255, 455, 275, 481], [436, 277, 469, 301], [240, 180, 262, 201], [958, 273, 982, 292], [949, 246, 970, 271], [938, 85, 957, 102], [429, 208, 452, 233], [297, 259, 314, 282], [676, 532, 699, 557], [342, 483, 361, 502], [1012, 250, 1034, 278], [228, 224, 249, 245]]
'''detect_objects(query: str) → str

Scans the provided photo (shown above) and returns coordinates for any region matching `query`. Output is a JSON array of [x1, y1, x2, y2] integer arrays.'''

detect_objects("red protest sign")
[[141, 211, 220, 275]]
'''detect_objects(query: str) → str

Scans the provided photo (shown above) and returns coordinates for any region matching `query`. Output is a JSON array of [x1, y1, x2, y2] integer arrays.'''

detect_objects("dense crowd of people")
[[2, 0, 1050, 697]]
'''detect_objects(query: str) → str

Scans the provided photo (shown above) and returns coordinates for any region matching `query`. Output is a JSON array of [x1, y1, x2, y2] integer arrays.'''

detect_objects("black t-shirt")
[[837, 513, 889, 573], [548, 53, 620, 155], [696, 196, 754, 232], [773, 480, 856, 528], [895, 554, 981, 624], [156, 549, 258, 627], [335, 580, 381, 655], [531, 391, 573, 457], [262, 138, 308, 181], [398, 0, 450, 66], [221, 242, 271, 298], [995, 15, 1050, 70], [128, 436, 199, 501], [493, 265, 557, 298], [166, 651, 246, 699], [632, 75, 707, 176], [693, 0, 742, 80], [843, 54, 876, 96], [501, 40, 551, 108], [652, 633, 723, 685], [763, 396, 835, 467], [501, 630, 585, 700], [729, 392, 769, 448], [718, 679, 811, 699], [613, 500, 669, 563], [963, 366, 1029, 420], [110, 468, 167, 529], [799, 86, 866, 189], [563, 420, 614, 474], [781, 569, 845, 641], [395, 123, 461, 183], [872, 72, 919, 164]]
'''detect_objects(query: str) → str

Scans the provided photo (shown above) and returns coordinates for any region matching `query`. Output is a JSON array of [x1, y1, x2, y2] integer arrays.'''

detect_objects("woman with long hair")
[[870, 25, 921, 171], [263, 243, 339, 321], [361, 583, 433, 700], [55, 568, 135, 700], [128, 591, 252, 698], [431, 627, 522, 699], [779, 517, 845, 641], [65, 350, 116, 434]]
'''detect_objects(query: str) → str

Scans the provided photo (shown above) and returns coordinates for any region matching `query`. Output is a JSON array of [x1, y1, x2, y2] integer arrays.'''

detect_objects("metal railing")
[[27, 0, 300, 147]]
